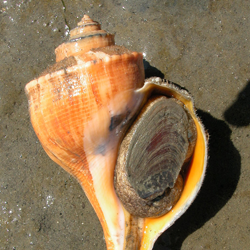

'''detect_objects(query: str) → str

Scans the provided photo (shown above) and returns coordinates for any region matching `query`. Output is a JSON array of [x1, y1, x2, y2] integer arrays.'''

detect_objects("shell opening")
[[114, 93, 197, 218]]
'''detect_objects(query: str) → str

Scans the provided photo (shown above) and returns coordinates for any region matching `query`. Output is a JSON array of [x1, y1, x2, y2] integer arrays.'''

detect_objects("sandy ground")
[[1, 1, 250, 249]]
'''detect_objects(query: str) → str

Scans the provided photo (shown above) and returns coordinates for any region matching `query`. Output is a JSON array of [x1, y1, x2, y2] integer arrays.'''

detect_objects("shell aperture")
[[114, 95, 197, 218]]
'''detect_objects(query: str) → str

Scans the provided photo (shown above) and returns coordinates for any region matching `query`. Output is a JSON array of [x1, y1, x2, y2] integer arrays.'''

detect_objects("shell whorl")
[[55, 15, 115, 62], [25, 15, 146, 187]]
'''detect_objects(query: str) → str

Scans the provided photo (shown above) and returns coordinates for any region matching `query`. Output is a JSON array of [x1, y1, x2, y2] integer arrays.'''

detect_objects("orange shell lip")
[[133, 80, 208, 249]]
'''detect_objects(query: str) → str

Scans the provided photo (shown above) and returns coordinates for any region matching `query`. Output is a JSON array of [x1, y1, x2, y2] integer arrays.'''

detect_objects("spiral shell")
[[25, 15, 208, 250]]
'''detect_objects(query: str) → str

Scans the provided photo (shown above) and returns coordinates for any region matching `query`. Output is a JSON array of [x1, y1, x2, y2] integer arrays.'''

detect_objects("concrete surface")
[[1, 0, 249, 249]]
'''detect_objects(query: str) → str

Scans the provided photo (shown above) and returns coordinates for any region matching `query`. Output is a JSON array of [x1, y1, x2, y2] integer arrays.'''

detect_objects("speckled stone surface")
[[1, 1, 249, 249]]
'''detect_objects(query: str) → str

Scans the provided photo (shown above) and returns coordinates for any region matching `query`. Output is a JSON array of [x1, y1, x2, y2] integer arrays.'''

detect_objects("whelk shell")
[[25, 15, 208, 250]]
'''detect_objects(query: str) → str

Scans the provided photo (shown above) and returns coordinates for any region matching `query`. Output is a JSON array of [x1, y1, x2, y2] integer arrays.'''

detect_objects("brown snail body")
[[25, 15, 208, 250]]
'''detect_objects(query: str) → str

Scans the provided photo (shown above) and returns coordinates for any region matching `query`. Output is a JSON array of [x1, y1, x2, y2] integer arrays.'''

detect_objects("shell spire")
[[70, 15, 101, 38], [55, 15, 115, 62]]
